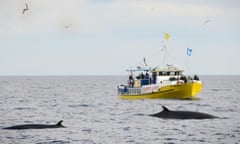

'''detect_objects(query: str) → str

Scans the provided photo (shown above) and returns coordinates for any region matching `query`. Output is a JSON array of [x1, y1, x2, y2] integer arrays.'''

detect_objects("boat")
[[117, 64, 202, 100], [117, 32, 202, 100]]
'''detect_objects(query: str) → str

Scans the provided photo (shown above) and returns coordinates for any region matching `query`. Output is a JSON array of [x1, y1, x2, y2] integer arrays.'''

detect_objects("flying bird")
[[64, 25, 70, 29], [64, 24, 72, 29], [203, 20, 211, 25], [22, 3, 29, 14]]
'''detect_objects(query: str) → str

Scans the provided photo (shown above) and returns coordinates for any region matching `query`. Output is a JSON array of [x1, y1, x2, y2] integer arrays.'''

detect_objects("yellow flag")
[[164, 32, 170, 40]]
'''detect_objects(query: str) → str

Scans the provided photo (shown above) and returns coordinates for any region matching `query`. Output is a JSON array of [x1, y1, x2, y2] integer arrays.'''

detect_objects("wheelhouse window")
[[159, 71, 182, 76]]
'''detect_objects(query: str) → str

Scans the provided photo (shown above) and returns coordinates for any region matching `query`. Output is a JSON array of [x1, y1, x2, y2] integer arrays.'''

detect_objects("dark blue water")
[[0, 76, 240, 144]]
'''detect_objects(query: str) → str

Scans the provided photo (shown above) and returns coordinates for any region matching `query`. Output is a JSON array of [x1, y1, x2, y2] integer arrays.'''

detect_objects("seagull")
[[203, 20, 211, 25], [64, 24, 72, 29], [22, 3, 29, 14]]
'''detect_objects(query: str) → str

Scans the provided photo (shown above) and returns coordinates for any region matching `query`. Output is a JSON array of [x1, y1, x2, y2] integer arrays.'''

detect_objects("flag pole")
[[162, 32, 170, 66], [186, 48, 193, 74], [162, 42, 167, 66]]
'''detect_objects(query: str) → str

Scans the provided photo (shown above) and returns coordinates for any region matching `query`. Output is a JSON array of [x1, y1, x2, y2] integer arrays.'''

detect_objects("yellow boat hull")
[[119, 82, 202, 100]]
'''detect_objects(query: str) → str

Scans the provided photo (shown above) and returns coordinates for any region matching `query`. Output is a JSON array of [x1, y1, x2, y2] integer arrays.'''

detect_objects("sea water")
[[0, 76, 240, 144]]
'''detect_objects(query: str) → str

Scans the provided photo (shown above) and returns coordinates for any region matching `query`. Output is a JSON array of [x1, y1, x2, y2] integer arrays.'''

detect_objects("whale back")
[[3, 120, 65, 130], [150, 106, 218, 119]]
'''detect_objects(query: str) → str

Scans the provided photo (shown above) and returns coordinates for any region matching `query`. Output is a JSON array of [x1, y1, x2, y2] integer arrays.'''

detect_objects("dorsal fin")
[[162, 106, 170, 112], [56, 120, 63, 126]]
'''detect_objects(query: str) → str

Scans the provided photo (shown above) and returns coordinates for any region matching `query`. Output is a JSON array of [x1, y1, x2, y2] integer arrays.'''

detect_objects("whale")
[[149, 106, 218, 119], [3, 120, 65, 130]]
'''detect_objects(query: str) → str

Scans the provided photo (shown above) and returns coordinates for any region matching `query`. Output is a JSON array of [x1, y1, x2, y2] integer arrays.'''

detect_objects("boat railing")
[[118, 84, 162, 95], [127, 87, 142, 95], [118, 86, 142, 95]]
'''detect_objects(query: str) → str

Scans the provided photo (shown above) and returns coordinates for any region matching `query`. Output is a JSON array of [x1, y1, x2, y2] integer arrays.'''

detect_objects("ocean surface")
[[0, 76, 240, 144]]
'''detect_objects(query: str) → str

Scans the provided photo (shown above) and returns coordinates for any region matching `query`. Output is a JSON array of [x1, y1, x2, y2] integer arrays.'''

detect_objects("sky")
[[0, 0, 240, 75]]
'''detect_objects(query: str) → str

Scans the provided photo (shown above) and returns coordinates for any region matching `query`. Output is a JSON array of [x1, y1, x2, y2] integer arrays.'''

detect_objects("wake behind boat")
[[117, 65, 202, 100]]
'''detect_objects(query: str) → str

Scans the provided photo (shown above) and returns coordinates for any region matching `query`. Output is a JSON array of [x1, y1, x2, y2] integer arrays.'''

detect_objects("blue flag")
[[187, 48, 192, 56]]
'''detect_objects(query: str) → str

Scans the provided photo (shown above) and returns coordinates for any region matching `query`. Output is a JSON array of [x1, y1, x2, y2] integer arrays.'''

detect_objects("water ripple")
[[0, 76, 240, 144]]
